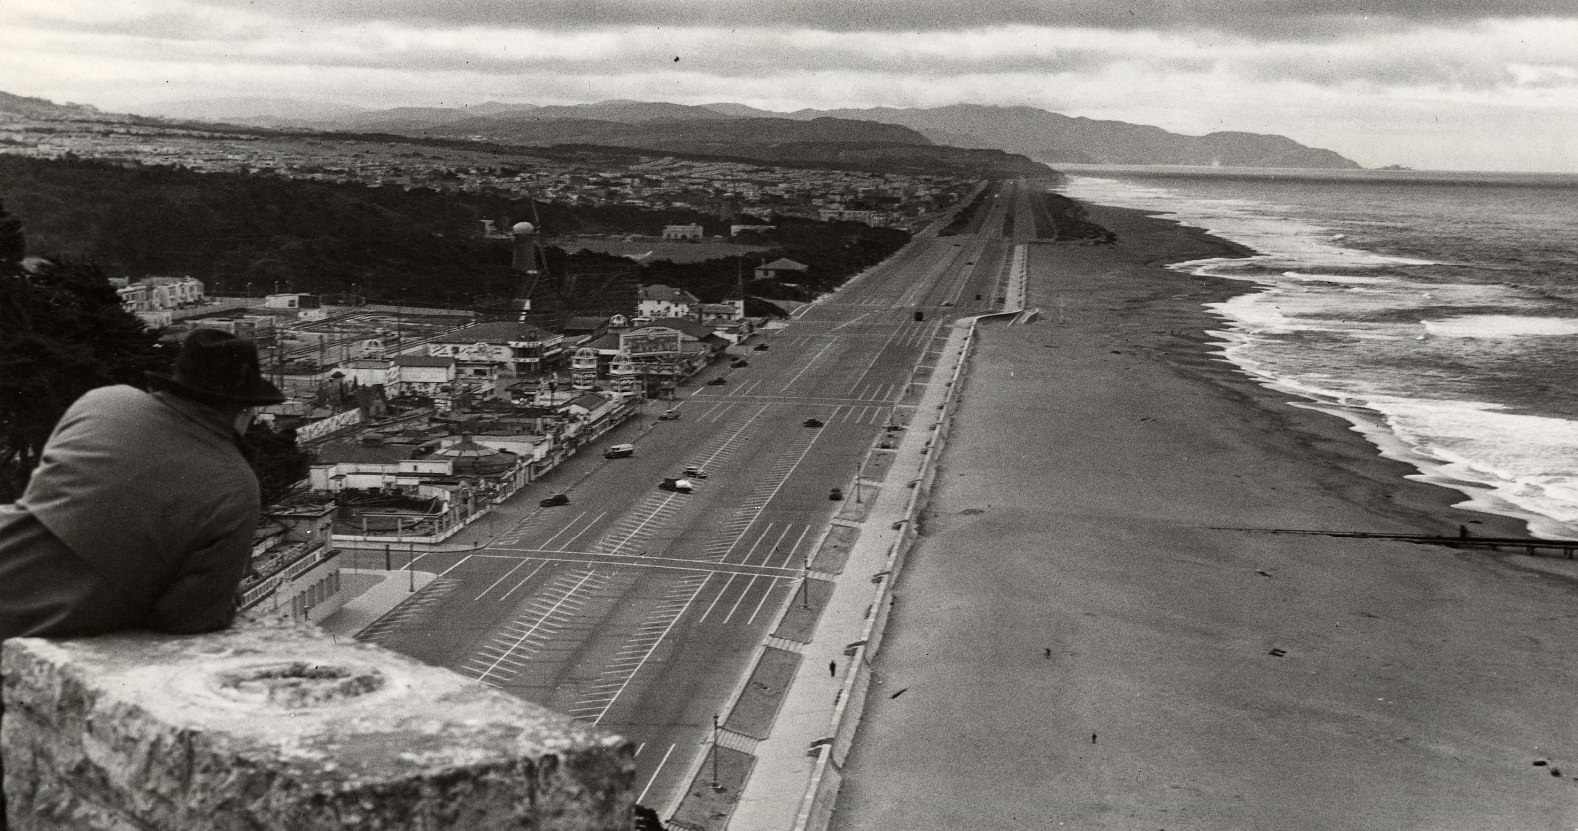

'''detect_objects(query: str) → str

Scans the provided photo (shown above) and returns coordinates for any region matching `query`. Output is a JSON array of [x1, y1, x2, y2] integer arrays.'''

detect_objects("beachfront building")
[[393, 355, 457, 397], [197, 314, 278, 347], [336, 357, 399, 394], [426, 321, 567, 379], [311, 434, 528, 543], [638, 284, 700, 320], [696, 299, 746, 324], [239, 498, 345, 625], [570, 347, 600, 391], [619, 318, 727, 396]]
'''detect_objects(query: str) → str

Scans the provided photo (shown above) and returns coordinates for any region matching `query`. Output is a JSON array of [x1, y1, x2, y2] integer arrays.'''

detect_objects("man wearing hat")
[[0, 328, 286, 639]]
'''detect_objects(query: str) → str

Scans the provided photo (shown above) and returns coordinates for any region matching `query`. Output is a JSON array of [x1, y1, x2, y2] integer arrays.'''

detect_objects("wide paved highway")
[[356, 178, 1042, 810]]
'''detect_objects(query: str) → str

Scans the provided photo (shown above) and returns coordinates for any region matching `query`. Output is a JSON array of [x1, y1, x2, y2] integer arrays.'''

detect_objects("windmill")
[[501, 201, 639, 328]]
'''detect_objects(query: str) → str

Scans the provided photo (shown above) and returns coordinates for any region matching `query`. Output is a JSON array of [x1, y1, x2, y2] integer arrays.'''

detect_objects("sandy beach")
[[831, 206, 1578, 830]]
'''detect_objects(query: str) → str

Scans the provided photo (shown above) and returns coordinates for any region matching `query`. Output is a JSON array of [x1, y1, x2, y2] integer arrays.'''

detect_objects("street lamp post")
[[711, 714, 720, 788], [800, 553, 810, 610]]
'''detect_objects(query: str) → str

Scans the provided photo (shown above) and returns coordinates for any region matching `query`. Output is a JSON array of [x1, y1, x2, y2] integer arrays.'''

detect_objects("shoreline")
[[829, 206, 1578, 830]]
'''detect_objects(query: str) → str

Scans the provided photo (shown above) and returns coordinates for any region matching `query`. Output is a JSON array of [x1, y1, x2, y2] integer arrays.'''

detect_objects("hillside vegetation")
[[0, 155, 908, 309]]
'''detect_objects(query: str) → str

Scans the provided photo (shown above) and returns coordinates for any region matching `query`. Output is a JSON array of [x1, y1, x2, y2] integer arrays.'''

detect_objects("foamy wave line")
[[1073, 174, 1578, 539], [1204, 329, 1578, 540], [1421, 315, 1578, 339]]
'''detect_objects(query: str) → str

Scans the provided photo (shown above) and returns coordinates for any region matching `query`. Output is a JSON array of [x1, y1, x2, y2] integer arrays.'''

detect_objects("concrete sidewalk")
[[723, 322, 976, 830], [318, 568, 438, 639]]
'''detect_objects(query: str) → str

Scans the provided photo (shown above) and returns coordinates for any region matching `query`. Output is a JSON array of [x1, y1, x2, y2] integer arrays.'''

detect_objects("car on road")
[[803, 418, 824, 428], [658, 409, 680, 420], [706, 377, 727, 386], [753, 343, 770, 351], [604, 443, 635, 459], [539, 493, 570, 507], [658, 477, 695, 493], [941, 301, 954, 307], [683, 466, 709, 479], [829, 487, 844, 501]]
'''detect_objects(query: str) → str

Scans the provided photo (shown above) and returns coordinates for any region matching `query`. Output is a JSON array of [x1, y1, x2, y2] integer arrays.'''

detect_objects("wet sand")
[[831, 206, 1578, 830]]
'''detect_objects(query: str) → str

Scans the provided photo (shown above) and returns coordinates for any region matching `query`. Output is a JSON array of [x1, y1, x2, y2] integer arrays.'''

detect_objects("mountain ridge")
[[778, 103, 1360, 169], [0, 90, 1360, 171]]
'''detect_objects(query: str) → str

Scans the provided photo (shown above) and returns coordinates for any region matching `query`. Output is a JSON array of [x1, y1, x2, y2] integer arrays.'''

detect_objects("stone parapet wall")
[[1, 621, 633, 830]]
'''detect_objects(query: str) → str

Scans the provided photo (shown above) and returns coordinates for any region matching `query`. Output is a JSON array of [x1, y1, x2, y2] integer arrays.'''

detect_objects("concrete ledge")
[[2, 621, 634, 830]]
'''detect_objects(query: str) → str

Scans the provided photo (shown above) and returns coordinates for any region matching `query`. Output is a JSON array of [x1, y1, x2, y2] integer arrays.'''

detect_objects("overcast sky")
[[4, 0, 1576, 171]]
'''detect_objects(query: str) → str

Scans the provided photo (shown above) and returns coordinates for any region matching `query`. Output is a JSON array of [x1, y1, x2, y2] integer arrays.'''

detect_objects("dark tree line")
[[0, 155, 728, 306], [0, 155, 910, 312], [0, 198, 306, 502]]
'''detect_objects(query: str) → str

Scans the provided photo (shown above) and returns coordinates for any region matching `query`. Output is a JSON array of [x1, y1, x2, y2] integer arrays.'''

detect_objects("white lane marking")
[[497, 560, 550, 603], [474, 557, 535, 601], [781, 339, 837, 388], [585, 579, 708, 726], [473, 569, 600, 683], [745, 577, 784, 625], [826, 310, 873, 333], [636, 743, 677, 804], [696, 572, 734, 624], [538, 511, 597, 549], [722, 575, 759, 624]]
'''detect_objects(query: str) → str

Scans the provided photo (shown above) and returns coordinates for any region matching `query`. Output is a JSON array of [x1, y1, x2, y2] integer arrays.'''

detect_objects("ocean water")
[[1057, 168, 1578, 539]]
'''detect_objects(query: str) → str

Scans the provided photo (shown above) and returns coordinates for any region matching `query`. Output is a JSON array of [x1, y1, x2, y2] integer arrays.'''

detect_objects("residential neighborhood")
[[0, 114, 973, 229]]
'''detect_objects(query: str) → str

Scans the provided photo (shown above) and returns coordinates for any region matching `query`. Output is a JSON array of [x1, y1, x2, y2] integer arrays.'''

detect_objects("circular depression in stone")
[[211, 661, 386, 709]]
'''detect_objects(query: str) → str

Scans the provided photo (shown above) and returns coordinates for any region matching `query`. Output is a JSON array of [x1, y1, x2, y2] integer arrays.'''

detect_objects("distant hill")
[[783, 104, 1361, 169], [0, 90, 140, 124], [521, 100, 734, 123], [135, 97, 370, 125], [322, 110, 1055, 178], [317, 99, 1359, 170], [10, 90, 1359, 170]]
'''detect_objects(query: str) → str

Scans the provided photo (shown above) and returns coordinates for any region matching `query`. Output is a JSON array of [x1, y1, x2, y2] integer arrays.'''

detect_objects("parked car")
[[753, 343, 770, 351], [803, 418, 824, 428], [829, 487, 844, 501], [683, 466, 709, 479], [706, 377, 727, 386], [604, 443, 635, 459], [731, 359, 749, 368], [539, 493, 570, 507], [659, 477, 695, 493], [658, 409, 680, 420]]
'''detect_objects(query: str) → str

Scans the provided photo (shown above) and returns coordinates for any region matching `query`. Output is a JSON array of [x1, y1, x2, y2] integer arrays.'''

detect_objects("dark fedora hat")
[[147, 328, 286, 406]]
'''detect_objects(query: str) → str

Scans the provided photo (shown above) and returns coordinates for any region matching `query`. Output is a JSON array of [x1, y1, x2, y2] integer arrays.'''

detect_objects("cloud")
[[163, 0, 1570, 37]]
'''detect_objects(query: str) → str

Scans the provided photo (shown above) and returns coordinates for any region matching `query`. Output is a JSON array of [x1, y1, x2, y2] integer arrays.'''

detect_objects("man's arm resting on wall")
[[144, 530, 251, 634]]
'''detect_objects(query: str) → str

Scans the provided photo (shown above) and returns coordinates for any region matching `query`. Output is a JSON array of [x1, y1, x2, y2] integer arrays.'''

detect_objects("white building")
[[637, 284, 699, 320], [393, 355, 457, 396], [335, 358, 399, 394], [661, 223, 704, 240]]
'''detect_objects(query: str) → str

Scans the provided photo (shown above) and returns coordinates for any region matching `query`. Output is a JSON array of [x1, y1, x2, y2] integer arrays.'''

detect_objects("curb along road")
[[709, 313, 984, 831]]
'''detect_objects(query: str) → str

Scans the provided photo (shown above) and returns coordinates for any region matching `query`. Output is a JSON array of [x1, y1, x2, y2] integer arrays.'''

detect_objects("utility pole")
[[711, 714, 721, 788], [800, 553, 810, 609]]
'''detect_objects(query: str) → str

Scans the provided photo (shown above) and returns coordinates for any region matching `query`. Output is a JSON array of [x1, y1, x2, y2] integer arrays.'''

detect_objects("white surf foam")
[[1071, 173, 1578, 539], [1421, 315, 1578, 339]]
